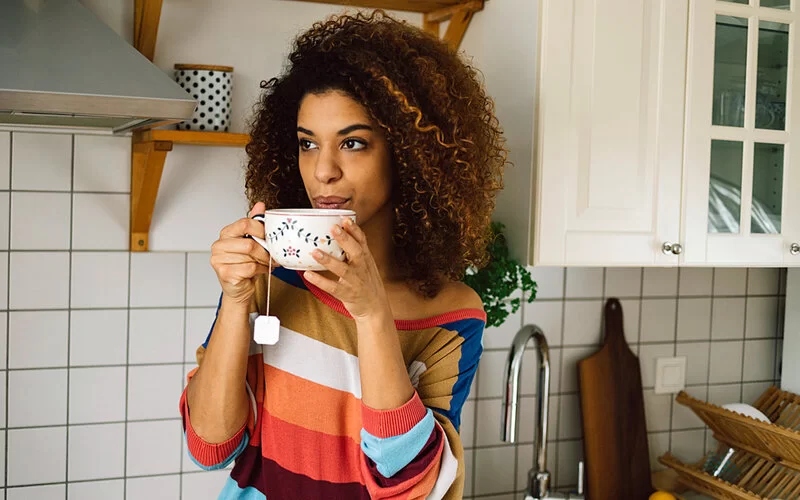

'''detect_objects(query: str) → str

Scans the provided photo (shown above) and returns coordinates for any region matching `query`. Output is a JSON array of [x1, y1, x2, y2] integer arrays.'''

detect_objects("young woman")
[[181, 10, 507, 499]]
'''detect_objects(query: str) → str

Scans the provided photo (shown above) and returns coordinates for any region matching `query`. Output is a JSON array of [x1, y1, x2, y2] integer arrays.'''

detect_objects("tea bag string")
[[266, 258, 272, 317]]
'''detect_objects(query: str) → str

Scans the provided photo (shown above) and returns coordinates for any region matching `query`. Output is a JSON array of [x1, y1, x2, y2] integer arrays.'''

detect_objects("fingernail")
[[312, 250, 324, 259], [343, 218, 353, 226], [332, 225, 342, 235]]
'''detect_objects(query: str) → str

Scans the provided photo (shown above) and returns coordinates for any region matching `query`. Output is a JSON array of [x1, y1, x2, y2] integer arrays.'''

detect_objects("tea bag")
[[254, 259, 280, 345]]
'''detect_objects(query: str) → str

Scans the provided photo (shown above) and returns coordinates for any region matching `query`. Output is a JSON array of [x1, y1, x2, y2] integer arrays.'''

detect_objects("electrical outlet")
[[655, 356, 687, 394]]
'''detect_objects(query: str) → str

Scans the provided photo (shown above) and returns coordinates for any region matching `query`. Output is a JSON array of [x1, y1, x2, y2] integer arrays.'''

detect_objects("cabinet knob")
[[662, 242, 683, 255], [791, 243, 800, 255]]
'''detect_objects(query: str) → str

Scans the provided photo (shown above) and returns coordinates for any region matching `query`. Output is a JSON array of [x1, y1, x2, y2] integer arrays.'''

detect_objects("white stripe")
[[427, 428, 458, 500], [262, 326, 362, 398]]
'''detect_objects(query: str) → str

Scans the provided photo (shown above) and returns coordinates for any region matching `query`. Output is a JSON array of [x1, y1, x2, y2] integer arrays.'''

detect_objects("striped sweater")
[[180, 267, 485, 499]]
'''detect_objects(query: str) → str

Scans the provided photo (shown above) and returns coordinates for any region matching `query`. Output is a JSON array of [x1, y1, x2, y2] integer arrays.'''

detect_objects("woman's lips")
[[313, 197, 350, 209]]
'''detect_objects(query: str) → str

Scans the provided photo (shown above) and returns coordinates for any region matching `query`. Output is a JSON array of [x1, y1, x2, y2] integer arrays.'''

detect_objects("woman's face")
[[296, 90, 392, 228]]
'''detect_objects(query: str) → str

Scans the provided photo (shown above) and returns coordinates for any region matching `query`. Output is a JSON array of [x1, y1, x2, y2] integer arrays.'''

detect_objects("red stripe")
[[361, 391, 427, 439], [298, 271, 487, 328], [261, 409, 364, 484]]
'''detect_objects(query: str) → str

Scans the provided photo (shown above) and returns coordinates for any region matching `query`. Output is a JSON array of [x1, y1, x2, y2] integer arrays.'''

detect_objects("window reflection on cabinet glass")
[[714, 16, 748, 127], [756, 21, 788, 130], [760, 0, 790, 9], [752, 143, 784, 234], [708, 140, 744, 233]]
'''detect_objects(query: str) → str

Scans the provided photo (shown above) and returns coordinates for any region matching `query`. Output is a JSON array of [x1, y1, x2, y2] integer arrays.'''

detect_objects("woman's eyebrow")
[[296, 124, 373, 136]]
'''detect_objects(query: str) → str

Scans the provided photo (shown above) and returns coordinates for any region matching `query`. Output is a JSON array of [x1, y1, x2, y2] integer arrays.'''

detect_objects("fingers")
[[331, 218, 365, 262], [342, 218, 366, 245], [220, 217, 266, 240], [214, 259, 271, 284], [249, 202, 266, 218], [302, 270, 337, 295], [311, 248, 349, 278], [212, 236, 273, 266]]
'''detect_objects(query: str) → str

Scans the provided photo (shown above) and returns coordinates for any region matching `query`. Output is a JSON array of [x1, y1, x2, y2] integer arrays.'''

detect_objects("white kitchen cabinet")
[[532, 0, 689, 266], [683, 0, 800, 265], [530, 0, 800, 267]]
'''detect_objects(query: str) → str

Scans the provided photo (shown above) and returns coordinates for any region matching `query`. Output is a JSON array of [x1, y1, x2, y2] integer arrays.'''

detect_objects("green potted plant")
[[463, 222, 537, 328]]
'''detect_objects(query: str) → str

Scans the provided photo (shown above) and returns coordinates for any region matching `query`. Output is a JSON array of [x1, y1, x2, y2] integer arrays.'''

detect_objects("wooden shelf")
[[288, 0, 465, 14], [285, 0, 485, 49], [138, 130, 250, 147], [129, 129, 249, 252]]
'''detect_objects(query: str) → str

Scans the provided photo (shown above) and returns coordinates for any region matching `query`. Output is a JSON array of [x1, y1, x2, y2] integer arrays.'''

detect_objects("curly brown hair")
[[245, 10, 507, 298]]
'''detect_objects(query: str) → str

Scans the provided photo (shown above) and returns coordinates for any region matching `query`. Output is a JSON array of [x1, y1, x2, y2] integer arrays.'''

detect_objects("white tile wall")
[[0, 132, 9, 190], [10, 133, 72, 191], [70, 252, 129, 308], [68, 479, 124, 500], [8, 427, 67, 485], [10, 192, 71, 250], [9, 252, 70, 310], [0, 193, 8, 252], [72, 193, 129, 250], [8, 311, 69, 369], [68, 424, 125, 481], [73, 135, 131, 193], [0, 132, 787, 498]]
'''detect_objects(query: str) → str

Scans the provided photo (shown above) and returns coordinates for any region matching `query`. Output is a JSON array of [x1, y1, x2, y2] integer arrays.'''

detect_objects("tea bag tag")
[[254, 256, 279, 345], [254, 315, 280, 345]]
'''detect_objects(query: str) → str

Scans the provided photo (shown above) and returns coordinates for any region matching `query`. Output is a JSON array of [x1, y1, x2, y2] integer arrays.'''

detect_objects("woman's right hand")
[[210, 202, 276, 305]]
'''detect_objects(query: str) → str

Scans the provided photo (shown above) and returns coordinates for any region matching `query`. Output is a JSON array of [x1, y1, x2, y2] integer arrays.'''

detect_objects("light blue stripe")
[[218, 476, 266, 500], [360, 408, 435, 478], [185, 431, 249, 471]]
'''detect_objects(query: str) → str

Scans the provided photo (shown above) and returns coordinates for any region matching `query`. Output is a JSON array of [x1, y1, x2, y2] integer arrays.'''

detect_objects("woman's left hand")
[[303, 218, 390, 321]]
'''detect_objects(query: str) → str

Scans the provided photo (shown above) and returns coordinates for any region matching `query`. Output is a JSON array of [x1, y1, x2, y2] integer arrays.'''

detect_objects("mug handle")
[[246, 214, 270, 253]]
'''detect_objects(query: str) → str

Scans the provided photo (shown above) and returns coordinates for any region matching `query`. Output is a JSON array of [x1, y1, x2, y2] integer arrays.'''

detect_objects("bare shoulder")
[[435, 281, 484, 312]]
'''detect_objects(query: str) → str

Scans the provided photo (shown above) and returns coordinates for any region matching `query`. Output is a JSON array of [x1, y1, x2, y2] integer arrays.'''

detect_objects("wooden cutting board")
[[578, 298, 654, 500]]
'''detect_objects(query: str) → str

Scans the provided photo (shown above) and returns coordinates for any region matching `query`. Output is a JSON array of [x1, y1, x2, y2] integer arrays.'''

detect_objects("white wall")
[[460, 0, 537, 264]]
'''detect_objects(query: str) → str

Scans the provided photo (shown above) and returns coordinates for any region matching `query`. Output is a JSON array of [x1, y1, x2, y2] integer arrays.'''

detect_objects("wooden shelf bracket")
[[133, 0, 163, 61], [131, 136, 172, 251], [423, 1, 484, 50]]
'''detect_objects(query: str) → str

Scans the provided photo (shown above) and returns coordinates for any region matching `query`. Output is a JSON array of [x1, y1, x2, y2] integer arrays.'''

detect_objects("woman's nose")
[[314, 151, 343, 184]]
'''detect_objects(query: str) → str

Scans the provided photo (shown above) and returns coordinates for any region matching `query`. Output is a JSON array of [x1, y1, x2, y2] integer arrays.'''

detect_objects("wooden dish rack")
[[660, 450, 800, 499], [660, 386, 800, 498]]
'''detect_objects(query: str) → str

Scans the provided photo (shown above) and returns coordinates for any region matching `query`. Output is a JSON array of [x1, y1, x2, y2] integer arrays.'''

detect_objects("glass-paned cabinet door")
[[683, 0, 800, 265]]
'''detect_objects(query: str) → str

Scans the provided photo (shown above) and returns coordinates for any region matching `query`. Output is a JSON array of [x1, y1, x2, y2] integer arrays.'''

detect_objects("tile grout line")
[[739, 269, 750, 403], [4, 131, 12, 500], [703, 269, 717, 454], [123, 248, 132, 499], [668, 269, 683, 453], [64, 134, 76, 498], [1, 190, 131, 195], [553, 267, 568, 488]]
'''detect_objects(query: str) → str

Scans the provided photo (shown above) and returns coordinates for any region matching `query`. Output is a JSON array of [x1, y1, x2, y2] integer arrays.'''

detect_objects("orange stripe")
[[261, 409, 364, 485], [264, 364, 363, 442]]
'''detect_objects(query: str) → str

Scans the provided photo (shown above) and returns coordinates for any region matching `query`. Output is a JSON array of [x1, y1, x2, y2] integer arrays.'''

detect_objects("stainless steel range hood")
[[0, 0, 196, 133]]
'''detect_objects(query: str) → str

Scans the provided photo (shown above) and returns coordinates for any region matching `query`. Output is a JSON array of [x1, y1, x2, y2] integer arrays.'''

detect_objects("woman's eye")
[[342, 138, 367, 150], [299, 139, 317, 150]]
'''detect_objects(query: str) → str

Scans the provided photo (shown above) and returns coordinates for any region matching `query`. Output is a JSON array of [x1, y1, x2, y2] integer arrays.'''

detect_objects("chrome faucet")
[[501, 325, 584, 500], [501, 324, 552, 499]]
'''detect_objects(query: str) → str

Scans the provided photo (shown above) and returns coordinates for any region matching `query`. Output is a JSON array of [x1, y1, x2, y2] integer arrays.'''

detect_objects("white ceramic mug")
[[249, 209, 357, 270]]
